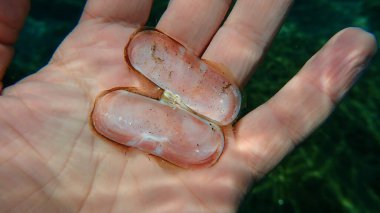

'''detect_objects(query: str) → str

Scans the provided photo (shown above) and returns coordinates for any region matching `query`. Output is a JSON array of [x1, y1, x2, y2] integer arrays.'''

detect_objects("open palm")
[[0, 0, 376, 212]]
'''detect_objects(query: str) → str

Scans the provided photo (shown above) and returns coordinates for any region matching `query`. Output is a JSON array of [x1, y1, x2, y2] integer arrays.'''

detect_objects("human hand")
[[0, 0, 376, 212]]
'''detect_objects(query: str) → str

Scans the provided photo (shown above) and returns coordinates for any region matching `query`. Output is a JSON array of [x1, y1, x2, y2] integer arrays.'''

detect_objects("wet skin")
[[0, 0, 377, 212]]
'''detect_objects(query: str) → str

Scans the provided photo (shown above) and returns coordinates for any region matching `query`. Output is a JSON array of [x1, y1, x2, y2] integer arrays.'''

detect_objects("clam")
[[92, 29, 241, 168]]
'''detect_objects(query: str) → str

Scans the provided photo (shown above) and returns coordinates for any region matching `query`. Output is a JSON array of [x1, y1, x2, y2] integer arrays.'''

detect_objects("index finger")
[[0, 0, 30, 90]]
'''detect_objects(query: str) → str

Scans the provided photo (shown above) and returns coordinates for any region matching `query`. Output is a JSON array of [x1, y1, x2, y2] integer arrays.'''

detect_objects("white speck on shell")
[[154, 145, 163, 155], [200, 61, 208, 73], [179, 47, 185, 56]]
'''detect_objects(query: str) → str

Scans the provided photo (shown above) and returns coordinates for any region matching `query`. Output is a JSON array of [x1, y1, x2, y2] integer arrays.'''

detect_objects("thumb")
[[0, 45, 13, 91], [0, 0, 30, 91]]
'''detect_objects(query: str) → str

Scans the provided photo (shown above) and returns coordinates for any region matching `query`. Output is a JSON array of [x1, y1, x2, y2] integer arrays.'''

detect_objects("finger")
[[202, 0, 293, 86], [0, 45, 13, 90], [156, 0, 232, 55], [0, 0, 30, 90], [80, 0, 153, 26], [235, 28, 377, 177]]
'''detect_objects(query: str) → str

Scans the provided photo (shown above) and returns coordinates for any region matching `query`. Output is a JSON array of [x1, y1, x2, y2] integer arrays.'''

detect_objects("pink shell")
[[127, 30, 241, 125], [92, 90, 224, 168]]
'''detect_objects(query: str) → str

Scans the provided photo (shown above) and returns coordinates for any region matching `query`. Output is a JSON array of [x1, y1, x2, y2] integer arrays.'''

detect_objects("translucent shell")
[[92, 29, 241, 168], [92, 90, 224, 168], [126, 30, 241, 125]]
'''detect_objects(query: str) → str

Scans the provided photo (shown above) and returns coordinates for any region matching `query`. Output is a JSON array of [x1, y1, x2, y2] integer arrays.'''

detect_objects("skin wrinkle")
[[47, 66, 96, 106], [328, 55, 368, 100], [0, 98, 63, 211], [71, 135, 101, 212], [76, 154, 101, 213], [35, 167, 70, 212], [302, 71, 338, 105], [0, 95, 44, 129], [176, 175, 214, 213], [108, 158, 128, 213], [88, 132, 96, 162], [238, 136, 269, 179], [2, 95, 95, 211], [0, 145, 24, 167], [217, 24, 264, 81], [6, 160, 51, 212], [126, 167, 143, 210], [219, 159, 250, 202], [51, 45, 100, 69], [27, 194, 61, 213], [0, 114, 45, 161], [11, 122, 89, 212], [199, 171, 244, 212], [265, 101, 302, 147], [215, 148, 247, 191], [0, 116, 27, 166], [49, 123, 88, 185], [301, 30, 377, 103], [235, 103, 299, 179], [47, 28, 144, 100], [33, 196, 61, 213], [4, 75, 88, 115], [13, 177, 59, 212], [3, 79, 93, 168], [223, 21, 267, 51], [264, 71, 336, 146], [0, 147, 36, 177]]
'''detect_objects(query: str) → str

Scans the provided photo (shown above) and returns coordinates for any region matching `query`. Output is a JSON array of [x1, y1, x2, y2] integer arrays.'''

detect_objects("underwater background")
[[4, 0, 379, 212]]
